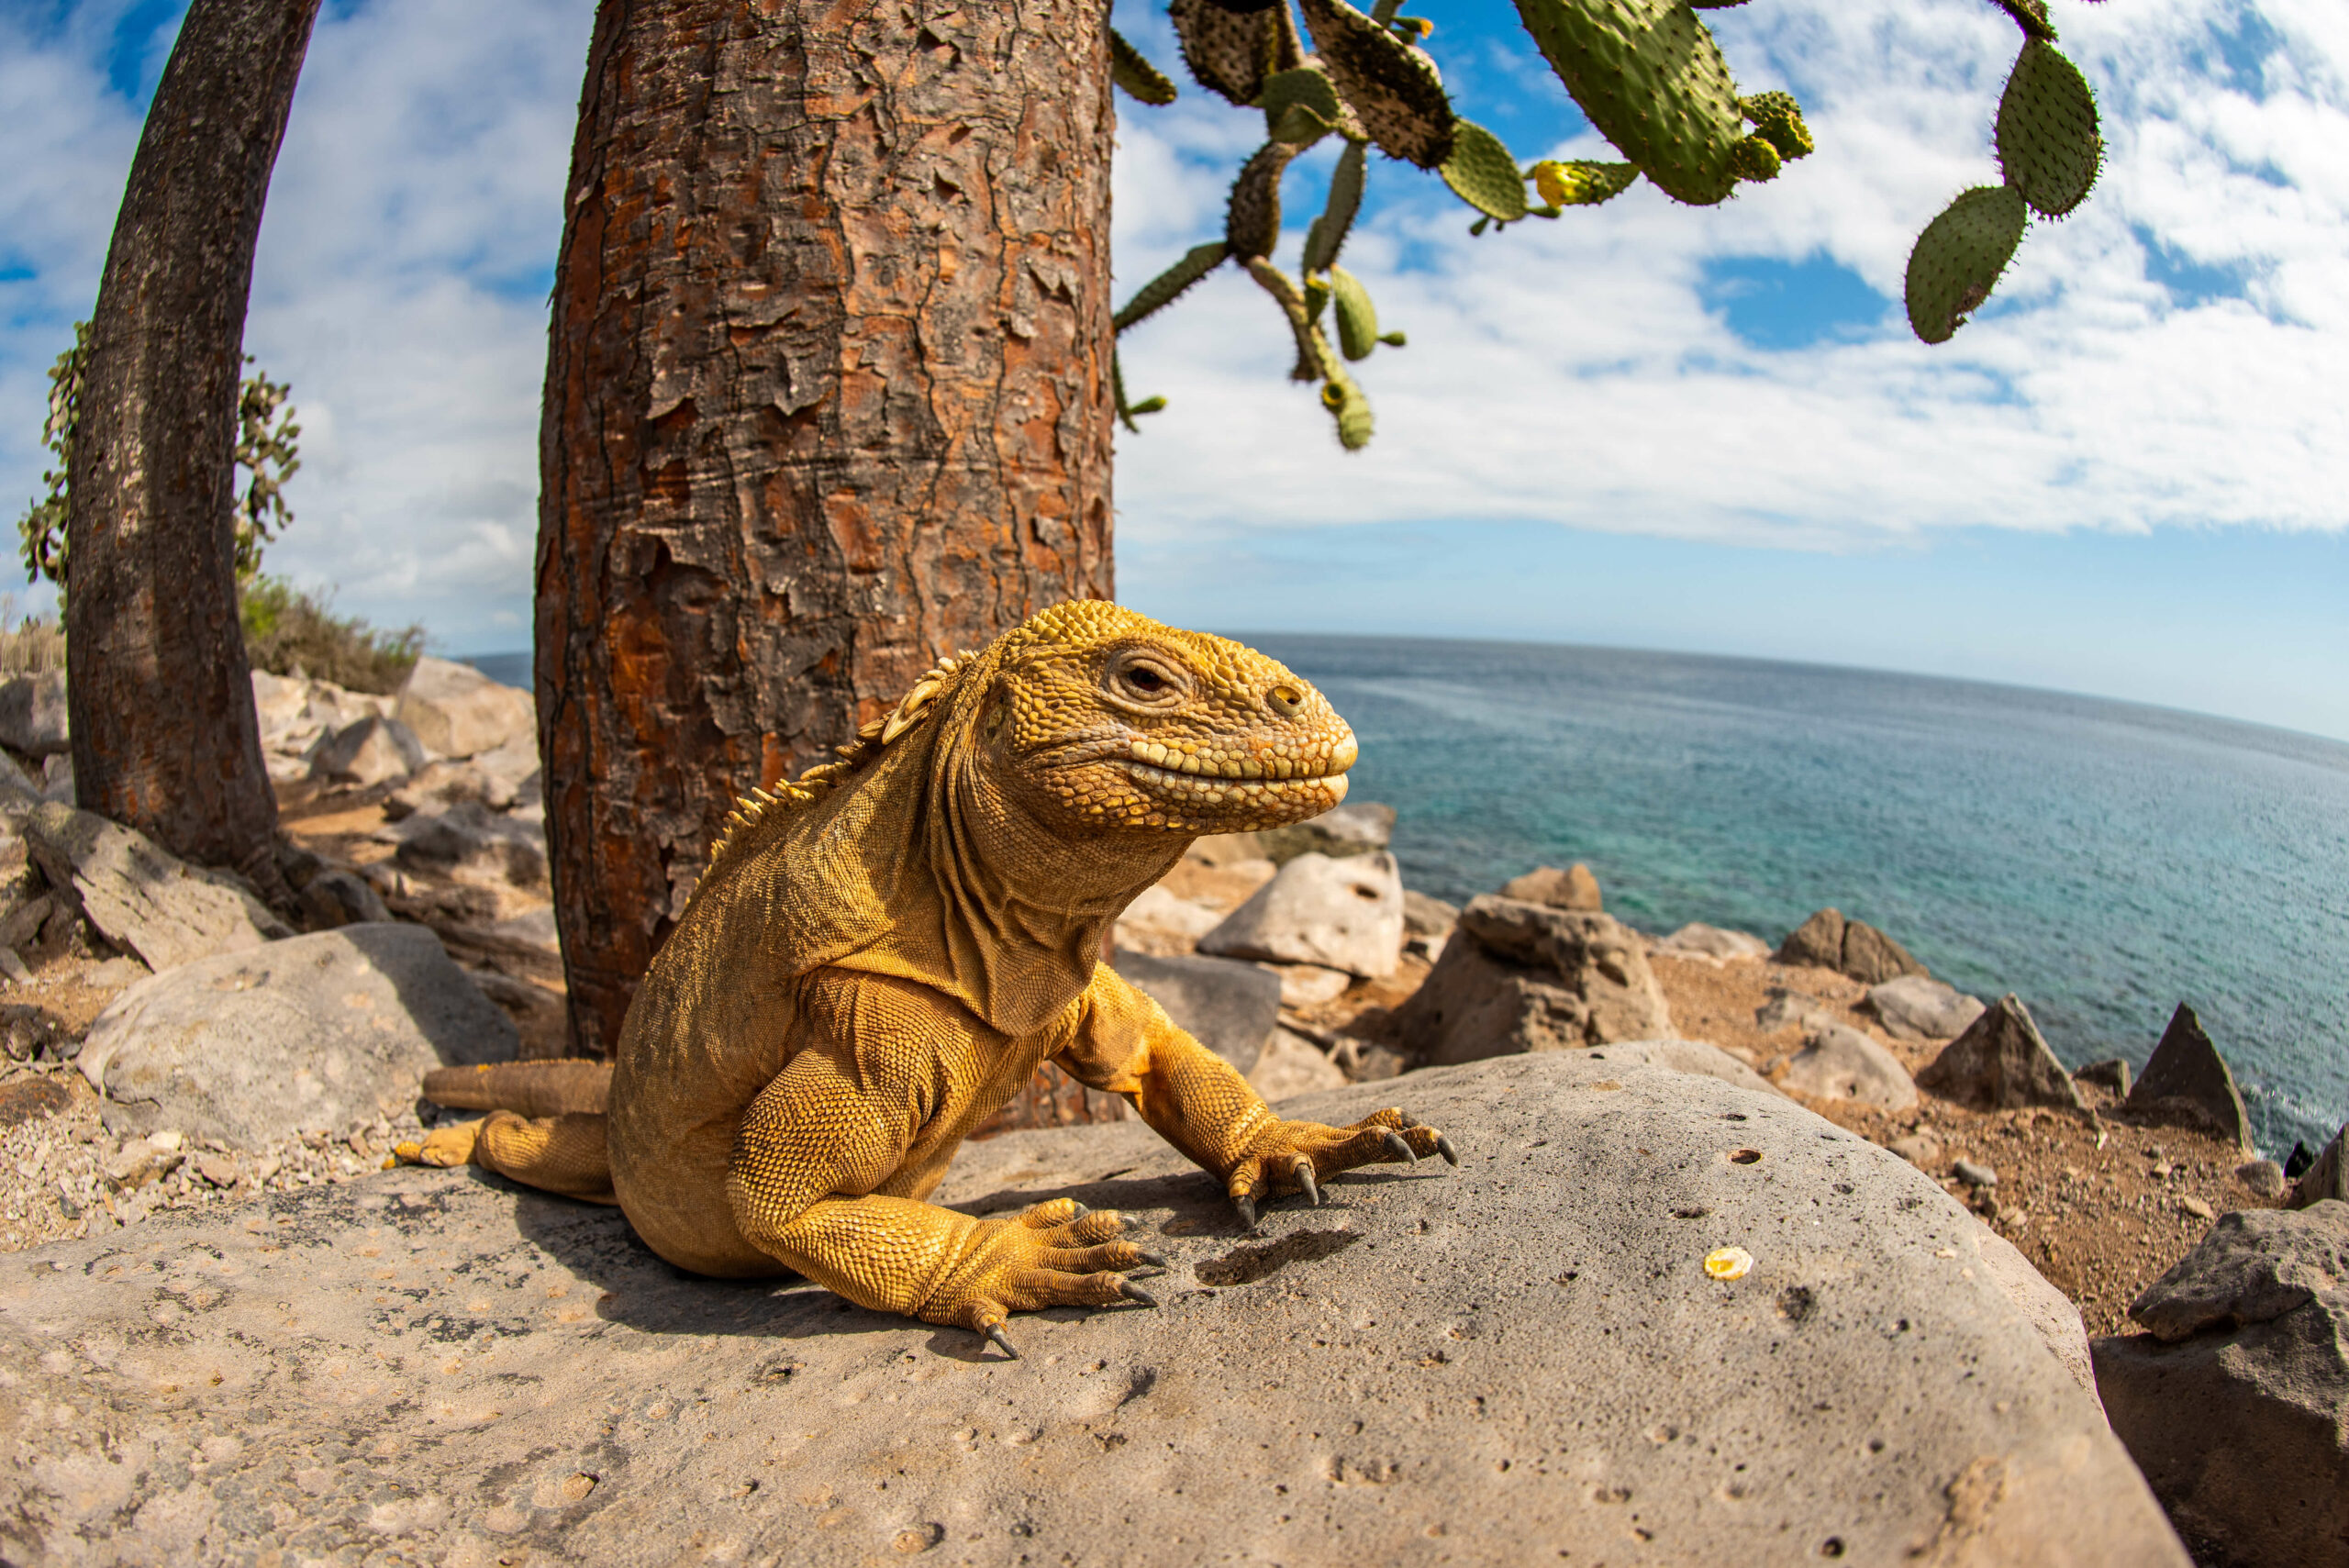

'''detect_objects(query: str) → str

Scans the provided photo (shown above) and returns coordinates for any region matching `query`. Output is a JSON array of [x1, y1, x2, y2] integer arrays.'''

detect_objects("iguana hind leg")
[[396, 1110, 618, 1207]]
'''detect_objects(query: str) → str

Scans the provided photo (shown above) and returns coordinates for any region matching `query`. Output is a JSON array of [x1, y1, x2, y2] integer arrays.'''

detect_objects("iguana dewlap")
[[409, 603, 1456, 1354]]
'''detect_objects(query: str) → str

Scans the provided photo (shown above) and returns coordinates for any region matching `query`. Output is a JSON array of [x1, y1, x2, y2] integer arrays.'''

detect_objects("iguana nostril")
[[1267, 684, 1303, 718]]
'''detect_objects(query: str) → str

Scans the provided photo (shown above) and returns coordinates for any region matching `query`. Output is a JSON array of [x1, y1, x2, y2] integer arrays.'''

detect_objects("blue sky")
[[1, 0, 2343, 739]]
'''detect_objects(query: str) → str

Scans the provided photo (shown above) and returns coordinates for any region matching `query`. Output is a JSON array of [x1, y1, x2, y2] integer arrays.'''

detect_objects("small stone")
[[2178, 1195, 2214, 1221], [195, 1153, 239, 1188], [0, 949, 28, 985], [1271, 963, 1351, 1007], [1497, 863, 1602, 912], [1889, 1133, 1943, 1167], [2151, 1161, 2173, 1180], [2074, 1058, 2132, 1096], [560, 1472, 597, 1503], [1954, 1159, 1998, 1188]]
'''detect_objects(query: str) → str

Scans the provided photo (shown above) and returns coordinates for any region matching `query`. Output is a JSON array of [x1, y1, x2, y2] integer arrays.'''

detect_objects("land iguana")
[[401, 603, 1457, 1356]]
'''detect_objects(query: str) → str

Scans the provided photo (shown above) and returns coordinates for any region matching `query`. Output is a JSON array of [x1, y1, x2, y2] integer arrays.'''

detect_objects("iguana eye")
[[1107, 650, 1188, 708]]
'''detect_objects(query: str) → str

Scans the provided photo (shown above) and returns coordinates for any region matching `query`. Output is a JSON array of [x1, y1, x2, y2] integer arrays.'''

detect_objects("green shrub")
[[240, 576, 422, 695]]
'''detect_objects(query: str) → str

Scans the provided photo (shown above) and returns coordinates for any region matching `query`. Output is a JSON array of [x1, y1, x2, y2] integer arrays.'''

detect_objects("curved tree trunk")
[[538, 0, 1117, 1056], [65, 0, 320, 884]]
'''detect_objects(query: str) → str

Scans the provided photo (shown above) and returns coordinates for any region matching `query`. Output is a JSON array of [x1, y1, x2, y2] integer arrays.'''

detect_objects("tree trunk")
[[64, 0, 319, 884], [538, 0, 1118, 1057]]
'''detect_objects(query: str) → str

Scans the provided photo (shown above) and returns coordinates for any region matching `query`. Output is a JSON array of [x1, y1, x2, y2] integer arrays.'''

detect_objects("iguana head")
[[974, 601, 1356, 838]]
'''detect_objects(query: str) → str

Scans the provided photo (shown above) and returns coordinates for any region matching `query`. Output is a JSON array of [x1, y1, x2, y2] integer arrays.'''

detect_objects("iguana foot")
[[924, 1197, 1161, 1358], [393, 1118, 485, 1168], [1226, 1108, 1458, 1226]]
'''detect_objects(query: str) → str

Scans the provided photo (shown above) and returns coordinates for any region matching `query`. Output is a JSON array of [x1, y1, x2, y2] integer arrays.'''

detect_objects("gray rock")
[[1975, 1221, 2103, 1406], [1917, 994, 2087, 1112], [2125, 1003, 2253, 1151], [1497, 862, 1602, 910], [1868, 973, 1986, 1042], [1890, 1131, 1943, 1167], [1655, 922, 1771, 961], [22, 802, 291, 972], [1754, 986, 1829, 1032], [1397, 896, 1670, 1065], [1954, 1159, 1998, 1188], [2293, 1125, 2347, 1208], [1400, 887, 1457, 937], [386, 758, 511, 817], [2235, 1160, 2288, 1200], [383, 800, 549, 888], [0, 671, 69, 755], [1110, 949, 1281, 1076], [1776, 906, 1928, 984], [1580, 1037, 1779, 1097], [2092, 1201, 2349, 1568], [394, 655, 535, 760], [1270, 962, 1350, 1006], [38, 751, 72, 806], [0, 1052, 2184, 1566], [1769, 1022, 1919, 1113], [76, 923, 517, 1147], [2076, 1057, 2133, 1095], [1245, 1026, 1347, 1101], [295, 867, 393, 930], [310, 714, 426, 787], [1254, 800, 1394, 863], [1113, 884, 1226, 955], [1197, 851, 1403, 979]]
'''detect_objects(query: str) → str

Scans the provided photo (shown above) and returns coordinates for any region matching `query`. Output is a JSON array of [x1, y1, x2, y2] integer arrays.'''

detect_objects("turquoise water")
[[470, 640, 2349, 1159], [1246, 635, 2349, 1162]]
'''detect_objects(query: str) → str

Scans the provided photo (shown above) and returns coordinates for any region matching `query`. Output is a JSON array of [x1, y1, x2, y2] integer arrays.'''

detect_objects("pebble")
[[1953, 1158, 1998, 1188], [2232, 1160, 2286, 1199], [2178, 1195, 2214, 1221]]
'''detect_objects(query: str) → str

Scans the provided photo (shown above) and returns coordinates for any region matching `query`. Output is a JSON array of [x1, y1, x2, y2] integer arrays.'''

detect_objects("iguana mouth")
[[1120, 759, 1352, 812], [1120, 733, 1358, 781]]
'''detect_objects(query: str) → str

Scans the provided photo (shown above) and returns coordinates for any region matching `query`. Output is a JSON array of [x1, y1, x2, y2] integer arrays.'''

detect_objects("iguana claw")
[[1119, 1279, 1159, 1307], [1293, 1157, 1321, 1207], [1437, 1133, 1460, 1166], [1233, 1194, 1258, 1230], [985, 1324, 1020, 1360], [1384, 1130, 1418, 1163], [1132, 1251, 1171, 1270]]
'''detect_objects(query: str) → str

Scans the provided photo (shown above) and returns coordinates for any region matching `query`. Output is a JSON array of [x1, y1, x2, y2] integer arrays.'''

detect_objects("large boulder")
[[75, 923, 517, 1147], [22, 802, 290, 972], [0, 671, 69, 755], [2294, 1124, 2347, 1209], [310, 714, 426, 787], [394, 655, 536, 760], [0, 1052, 2183, 1566], [1498, 861, 1602, 910], [1869, 973, 1987, 1042], [1197, 851, 1403, 978], [1776, 906, 1929, 984], [1917, 994, 2087, 1112], [2124, 1002, 2253, 1152], [1579, 1036, 1779, 1097], [1109, 949, 1281, 1076], [1770, 1022, 1920, 1113], [1397, 895, 1671, 1068], [2091, 1202, 2349, 1568], [1112, 884, 1226, 957]]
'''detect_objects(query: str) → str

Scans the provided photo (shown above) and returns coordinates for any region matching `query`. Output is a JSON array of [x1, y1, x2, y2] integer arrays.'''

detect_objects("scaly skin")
[[406, 603, 1458, 1354]]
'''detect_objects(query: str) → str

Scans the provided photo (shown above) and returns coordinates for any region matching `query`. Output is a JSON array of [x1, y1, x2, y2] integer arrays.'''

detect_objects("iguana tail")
[[421, 1059, 611, 1117]]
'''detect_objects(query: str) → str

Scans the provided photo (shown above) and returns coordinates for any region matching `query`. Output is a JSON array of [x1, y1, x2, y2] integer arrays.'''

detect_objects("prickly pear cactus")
[[1997, 39, 2100, 217], [1905, 184, 2029, 344], [1111, 0, 2117, 445]]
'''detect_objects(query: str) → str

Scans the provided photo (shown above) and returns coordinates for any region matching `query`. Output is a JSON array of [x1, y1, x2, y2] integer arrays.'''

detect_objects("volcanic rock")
[[22, 802, 290, 972], [1396, 896, 1669, 1063], [1867, 973, 1986, 1042], [1497, 862, 1602, 911], [394, 655, 535, 760], [0, 672, 69, 756], [1655, 922, 1770, 961], [1255, 800, 1394, 863], [1769, 1022, 1919, 1113], [2125, 1003, 2253, 1152], [1917, 994, 2086, 1112], [1197, 851, 1404, 979]]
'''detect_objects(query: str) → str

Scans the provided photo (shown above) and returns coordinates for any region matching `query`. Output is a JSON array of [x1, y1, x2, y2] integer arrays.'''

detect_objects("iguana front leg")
[[726, 980, 1161, 1356], [1060, 965, 1460, 1229]]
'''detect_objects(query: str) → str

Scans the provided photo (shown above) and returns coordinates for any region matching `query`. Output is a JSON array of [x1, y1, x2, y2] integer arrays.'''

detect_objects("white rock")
[[1197, 851, 1404, 979], [1246, 1026, 1349, 1101], [22, 803, 290, 973], [1869, 973, 1987, 1042], [1271, 962, 1351, 1006], [310, 715, 426, 787], [1113, 885, 1226, 956], [395, 656, 534, 760], [1656, 922, 1772, 962], [1769, 1022, 1920, 1113]]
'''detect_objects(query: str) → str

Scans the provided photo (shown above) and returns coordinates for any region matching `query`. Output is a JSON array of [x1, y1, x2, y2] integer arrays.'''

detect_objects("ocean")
[[466, 639, 2349, 1160]]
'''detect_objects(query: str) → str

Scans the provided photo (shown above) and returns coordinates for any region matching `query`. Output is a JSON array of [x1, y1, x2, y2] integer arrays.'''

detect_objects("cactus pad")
[[1531, 160, 1640, 206], [1110, 28, 1179, 106], [1261, 65, 1361, 145], [1171, 0, 1280, 106], [1114, 243, 1231, 333], [1513, 0, 1751, 206], [1329, 266, 1381, 360], [1741, 91, 1813, 161], [1905, 184, 2029, 344], [1226, 142, 1298, 260], [1299, 0, 1457, 168], [1997, 40, 2100, 217], [1302, 141, 1370, 273], [1441, 118, 1531, 221]]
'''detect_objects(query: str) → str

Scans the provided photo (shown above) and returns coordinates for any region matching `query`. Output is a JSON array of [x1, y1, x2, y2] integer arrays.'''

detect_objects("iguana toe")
[[398, 1118, 485, 1169], [1436, 1132, 1460, 1166], [1382, 1130, 1417, 1164], [1118, 1279, 1159, 1307], [1233, 1193, 1259, 1230], [1293, 1158, 1321, 1207], [985, 1324, 1020, 1360]]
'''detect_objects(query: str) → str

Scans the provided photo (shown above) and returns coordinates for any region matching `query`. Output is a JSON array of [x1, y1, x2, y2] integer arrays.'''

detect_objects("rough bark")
[[538, 0, 1118, 1055], [64, 0, 320, 884]]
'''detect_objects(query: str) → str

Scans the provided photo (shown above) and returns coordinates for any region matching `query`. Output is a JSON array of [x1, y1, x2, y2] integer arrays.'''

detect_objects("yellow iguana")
[[403, 602, 1456, 1356]]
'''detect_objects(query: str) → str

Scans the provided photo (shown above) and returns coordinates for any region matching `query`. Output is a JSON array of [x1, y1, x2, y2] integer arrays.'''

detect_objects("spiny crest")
[[703, 646, 979, 870]]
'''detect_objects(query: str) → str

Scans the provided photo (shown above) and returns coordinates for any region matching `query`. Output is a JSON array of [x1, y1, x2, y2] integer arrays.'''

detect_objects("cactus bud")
[[1329, 266, 1381, 361], [1729, 134, 1782, 183], [1740, 91, 1813, 161], [1531, 159, 1639, 206], [1378, 330, 1407, 347], [1440, 118, 1530, 222], [1905, 184, 2029, 344], [1996, 39, 2100, 217], [1304, 274, 1332, 324]]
